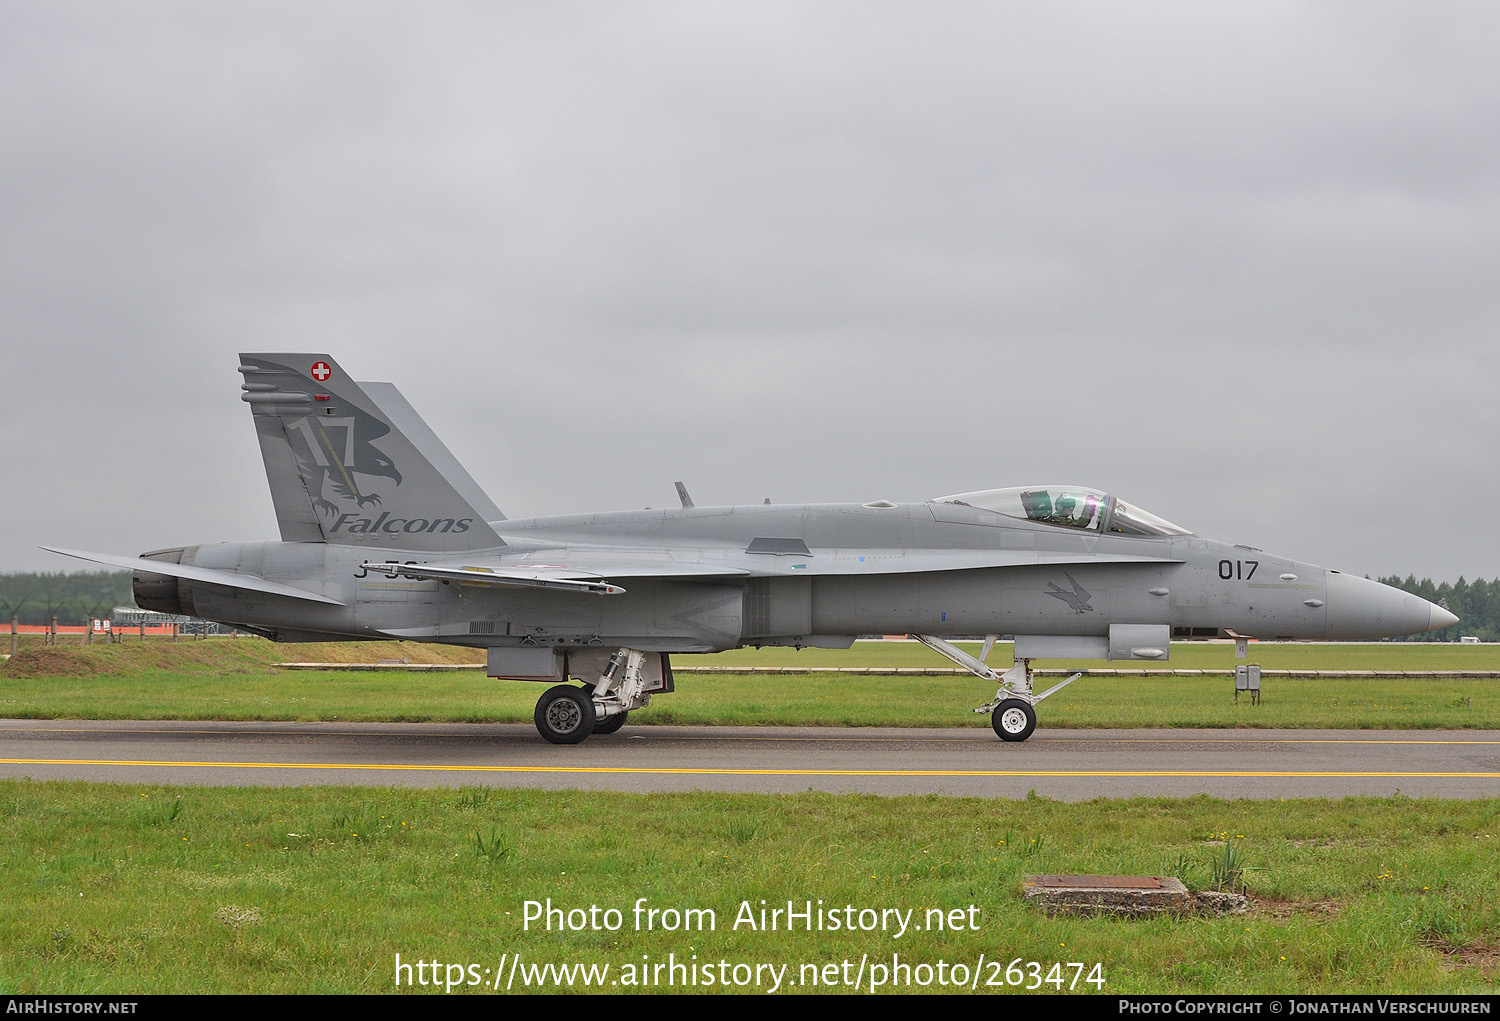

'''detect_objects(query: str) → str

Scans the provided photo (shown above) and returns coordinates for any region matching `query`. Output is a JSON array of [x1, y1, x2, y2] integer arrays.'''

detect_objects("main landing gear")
[[533, 648, 654, 745], [534, 684, 594, 744], [910, 634, 1082, 743]]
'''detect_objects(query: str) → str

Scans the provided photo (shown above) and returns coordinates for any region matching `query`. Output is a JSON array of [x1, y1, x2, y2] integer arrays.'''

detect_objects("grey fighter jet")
[[46, 354, 1459, 744]]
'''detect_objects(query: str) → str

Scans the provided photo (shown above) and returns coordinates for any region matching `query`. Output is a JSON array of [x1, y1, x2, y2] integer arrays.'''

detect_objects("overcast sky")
[[3, 2, 1497, 582]]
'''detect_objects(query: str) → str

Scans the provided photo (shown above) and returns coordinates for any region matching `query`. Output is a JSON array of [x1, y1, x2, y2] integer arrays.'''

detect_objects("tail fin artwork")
[[238, 354, 504, 552], [359, 381, 504, 525]]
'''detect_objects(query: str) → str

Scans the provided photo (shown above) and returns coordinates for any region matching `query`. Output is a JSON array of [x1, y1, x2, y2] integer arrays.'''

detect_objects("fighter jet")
[[46, 354, 1459, 744]]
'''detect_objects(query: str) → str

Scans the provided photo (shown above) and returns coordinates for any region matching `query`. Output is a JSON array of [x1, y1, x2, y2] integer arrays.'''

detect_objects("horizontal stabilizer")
[[42, 547, 346, 606]]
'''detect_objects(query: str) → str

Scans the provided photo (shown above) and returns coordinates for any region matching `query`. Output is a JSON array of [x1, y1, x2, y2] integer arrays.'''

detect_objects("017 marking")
[[1218, 559, 1258, 580]]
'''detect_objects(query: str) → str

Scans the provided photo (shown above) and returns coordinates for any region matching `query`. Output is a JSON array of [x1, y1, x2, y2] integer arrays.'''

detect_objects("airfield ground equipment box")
[[1234, 664, 1261, 705]]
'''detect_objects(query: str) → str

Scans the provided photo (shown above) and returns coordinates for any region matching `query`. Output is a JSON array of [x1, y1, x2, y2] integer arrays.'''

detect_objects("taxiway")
[[3, 720, 1498, 798]]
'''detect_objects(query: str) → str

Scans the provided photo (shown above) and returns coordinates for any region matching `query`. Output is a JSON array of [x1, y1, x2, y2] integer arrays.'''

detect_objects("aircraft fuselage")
[[133, 501, 1439, 651]]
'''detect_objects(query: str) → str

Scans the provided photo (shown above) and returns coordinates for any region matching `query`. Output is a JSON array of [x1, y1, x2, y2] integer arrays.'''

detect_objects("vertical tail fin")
[[359, 381, 504, 523], [238, 353, 504, 552]]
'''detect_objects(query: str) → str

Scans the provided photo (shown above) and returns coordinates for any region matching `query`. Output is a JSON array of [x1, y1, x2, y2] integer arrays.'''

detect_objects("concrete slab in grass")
[[1024, 875, 1245, 917]]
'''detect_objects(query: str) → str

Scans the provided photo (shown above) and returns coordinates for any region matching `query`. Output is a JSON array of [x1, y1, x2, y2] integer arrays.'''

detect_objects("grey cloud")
[[2, 2, 1496, 583]]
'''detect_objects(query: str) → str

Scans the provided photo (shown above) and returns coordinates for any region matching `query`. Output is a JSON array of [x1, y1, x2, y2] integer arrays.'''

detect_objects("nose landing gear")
[[910, 634, 1082, 743]]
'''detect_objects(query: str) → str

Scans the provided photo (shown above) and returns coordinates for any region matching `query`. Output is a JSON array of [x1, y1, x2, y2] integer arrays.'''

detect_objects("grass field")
[[2, 637, 1499, 730], [2, 781, 1498, 995], [8, 632, 1500, 672], [5, 640, 1500, 996]]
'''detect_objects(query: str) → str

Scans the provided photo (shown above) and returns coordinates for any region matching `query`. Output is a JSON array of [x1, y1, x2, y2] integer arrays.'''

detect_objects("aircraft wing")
[[42, 547, 347, 606], [359, 559, 751, 596], [361, 547, 1180, 596], [779, 549, 1184, 575]]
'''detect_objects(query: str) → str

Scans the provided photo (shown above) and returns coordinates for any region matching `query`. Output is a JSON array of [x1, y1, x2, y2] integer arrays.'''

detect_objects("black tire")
[[592, 710, 628, 735], [992, 698, 1037, 742], [535, 684, 596, 744]]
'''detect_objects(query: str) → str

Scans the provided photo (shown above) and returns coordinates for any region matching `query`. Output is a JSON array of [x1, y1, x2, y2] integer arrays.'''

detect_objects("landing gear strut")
[[910, 634, 1082, 743], [591, 709, 628, 735], [533, 648, 655, 744]]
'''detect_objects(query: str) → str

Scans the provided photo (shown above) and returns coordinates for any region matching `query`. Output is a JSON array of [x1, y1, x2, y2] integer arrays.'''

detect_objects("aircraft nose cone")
[[1430, 603, 1460, 631], [1324, 571, 1457, 639]]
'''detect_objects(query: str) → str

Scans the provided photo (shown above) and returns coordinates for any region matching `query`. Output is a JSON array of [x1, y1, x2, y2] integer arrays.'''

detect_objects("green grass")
[[2, 638, 1499, 729], [6, 640, 1499, 994], [9, 633, 1500, 674], [2, 780, 1497, 994]]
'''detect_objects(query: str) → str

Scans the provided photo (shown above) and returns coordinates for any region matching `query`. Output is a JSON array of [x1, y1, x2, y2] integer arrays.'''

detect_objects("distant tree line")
[[0, 571, 135, 626], [1378, 575, 1499, 642], [0, 570, 1495, 640]]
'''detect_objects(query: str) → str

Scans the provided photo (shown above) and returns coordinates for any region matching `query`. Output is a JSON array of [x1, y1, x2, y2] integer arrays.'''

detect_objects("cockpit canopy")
[[932, 485, 1191, 536]]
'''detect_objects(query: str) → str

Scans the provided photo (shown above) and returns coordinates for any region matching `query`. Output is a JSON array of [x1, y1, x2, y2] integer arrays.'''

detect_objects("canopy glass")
[[932, 486, 1191, 536]]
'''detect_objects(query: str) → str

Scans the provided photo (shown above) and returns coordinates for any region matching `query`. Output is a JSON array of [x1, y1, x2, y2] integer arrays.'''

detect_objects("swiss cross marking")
[[311, 361, 332, 381]]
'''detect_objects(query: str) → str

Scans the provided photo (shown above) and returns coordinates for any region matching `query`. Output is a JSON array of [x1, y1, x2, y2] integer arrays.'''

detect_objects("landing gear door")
[[565, 650, 675, 693]]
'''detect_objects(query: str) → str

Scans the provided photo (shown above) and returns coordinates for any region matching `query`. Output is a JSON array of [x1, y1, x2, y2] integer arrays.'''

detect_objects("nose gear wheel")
[[992, 698, 1036, 742]]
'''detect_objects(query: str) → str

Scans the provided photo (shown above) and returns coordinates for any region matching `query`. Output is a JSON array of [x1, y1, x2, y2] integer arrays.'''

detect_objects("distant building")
[[111, 607, 237, 635]]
